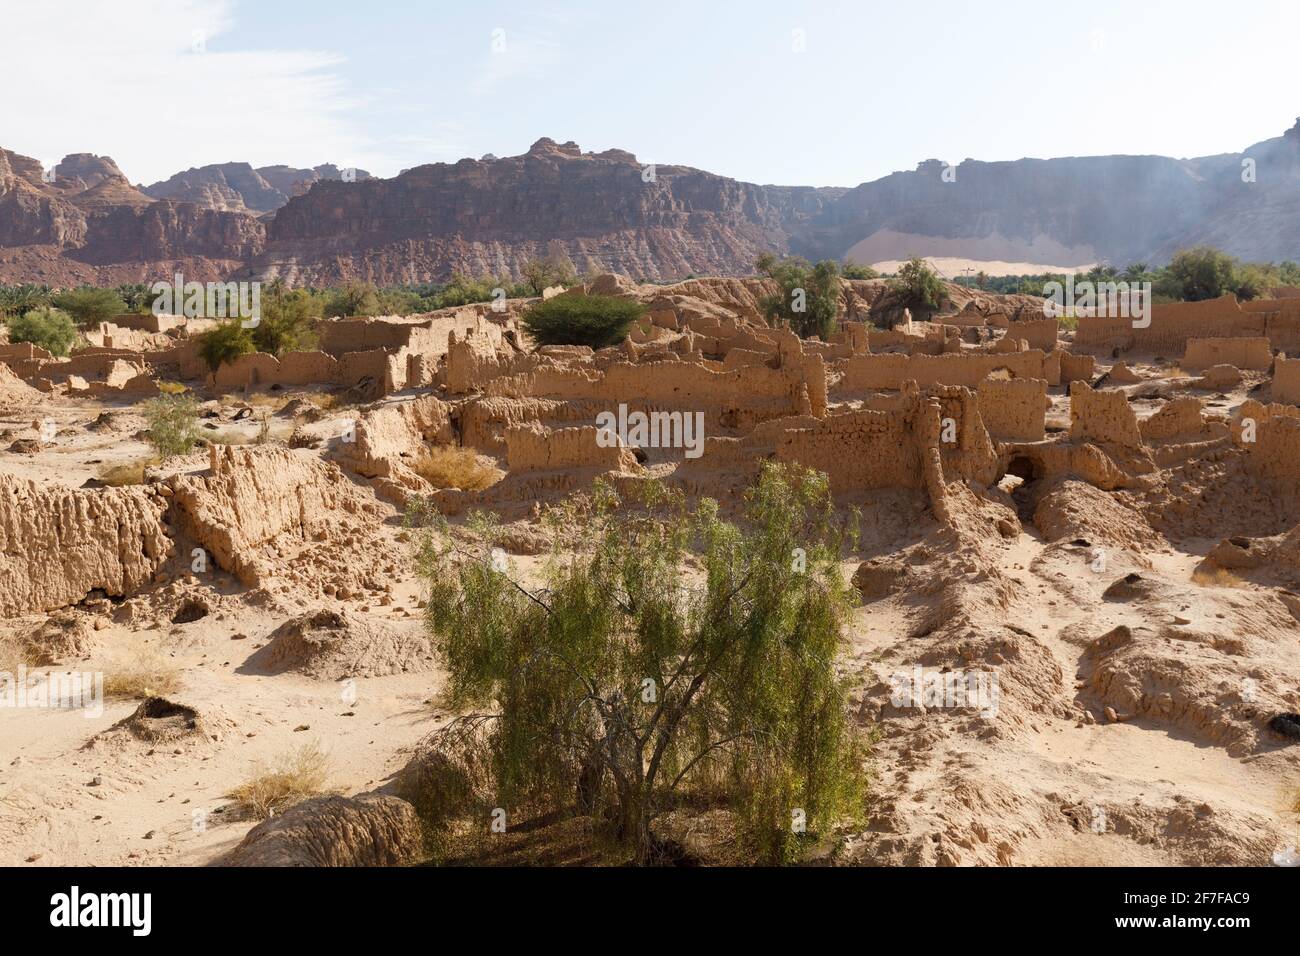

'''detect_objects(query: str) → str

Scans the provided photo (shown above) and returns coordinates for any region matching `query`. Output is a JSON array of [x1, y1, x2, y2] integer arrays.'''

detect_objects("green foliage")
[[413, 463, 868, 864], [1165, 246, 1239, 301], [252, 284, 322, 355], [888, 256, 947, 313], [141, 393, 200, 457], [197, 320, 255, 370], [521, 251, 579, 296], [520, 294, 645, 348], [755, 253, 841, 339], [840, 261, 879, 280], [0, 284, 52, 318], [51, 287, 125, 326], [5, 307, 78, 357], [324, 282, 382, 318]]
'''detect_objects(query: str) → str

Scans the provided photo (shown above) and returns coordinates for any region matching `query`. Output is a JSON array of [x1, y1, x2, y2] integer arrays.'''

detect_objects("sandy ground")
[[2, 355, 1298, 867]]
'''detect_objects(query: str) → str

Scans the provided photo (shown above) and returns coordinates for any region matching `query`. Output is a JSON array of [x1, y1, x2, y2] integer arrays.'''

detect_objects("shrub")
[[520, 294, 645, 348], [51, 287, 125, 326], [141, 393, 200, 457], [412, 446, 502, 491], [102, 644, 181, 699], [228, 741, 331, 819], [97, 456, 159, 487], [5, 307, 77, 356], [888, 256, 947, 313], [197, 320, 255, 370], [521, 251, 579, 296], [756, 253, 842, 339], [1166, 246, 1238, 301], [324, 282, 381, 318], [412, 463, 868, 864], [841, 261, 880, 280], [253, 287, 322, 355]]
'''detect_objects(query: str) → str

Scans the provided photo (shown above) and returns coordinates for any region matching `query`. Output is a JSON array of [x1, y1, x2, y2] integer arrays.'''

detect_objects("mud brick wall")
[[977, 378, 1048, 442], [837, 350, 1046, 391], [1182, 337, 1272, 371], [1069, 380, 1143, 450]]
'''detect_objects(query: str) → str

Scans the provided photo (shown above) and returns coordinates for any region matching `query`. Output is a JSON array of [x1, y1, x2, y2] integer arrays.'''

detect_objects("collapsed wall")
[[1074, 294, 1300, 355], [0, 476, 171, 616], [1273, 354, 1300, 405], [835, 350, 1047, 392], [1182, 337, 1272, 372], [977, 377, 1048, 442], [169, 445, 386, 587]]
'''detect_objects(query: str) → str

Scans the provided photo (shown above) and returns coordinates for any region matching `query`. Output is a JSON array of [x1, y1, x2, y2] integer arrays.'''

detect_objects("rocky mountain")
[[143, 163, 372, 214], [2, 119, 1299, 287], [0, 148, 264, 285], [249, 138, 838, 284]]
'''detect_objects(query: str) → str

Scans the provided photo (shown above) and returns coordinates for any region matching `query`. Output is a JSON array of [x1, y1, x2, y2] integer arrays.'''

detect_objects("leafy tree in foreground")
[[1165, 246, 1239, 302], [51, 287, 125, 326], [141, 393, 200, 457], [888, 256, 947, 313], [197, 320, 255, 370], [520, 294, 645, 348], [5, 307, 77, 356], [756, 253, 841, 339], [412, 463, 867, 864]]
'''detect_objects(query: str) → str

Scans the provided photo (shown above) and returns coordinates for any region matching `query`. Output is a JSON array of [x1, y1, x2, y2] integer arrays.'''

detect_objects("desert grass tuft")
[[102, 644, 181, 699], [412, 445, 501, 491], [228, 741, 331, 818]]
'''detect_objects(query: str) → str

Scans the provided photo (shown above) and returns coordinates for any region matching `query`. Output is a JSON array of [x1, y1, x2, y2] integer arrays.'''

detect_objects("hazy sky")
[[5, 0, 1299, 187]]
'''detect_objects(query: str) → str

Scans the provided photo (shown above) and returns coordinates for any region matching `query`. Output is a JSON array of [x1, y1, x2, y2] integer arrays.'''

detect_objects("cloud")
[[0, 0, 375, 183]]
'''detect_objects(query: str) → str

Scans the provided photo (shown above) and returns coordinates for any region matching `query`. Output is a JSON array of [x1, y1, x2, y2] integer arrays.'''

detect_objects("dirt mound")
[[1032, 478, 1161, 553], [0, 362, 40, 407], [222, 794, 423, 866], [243, 608, 433, 680]]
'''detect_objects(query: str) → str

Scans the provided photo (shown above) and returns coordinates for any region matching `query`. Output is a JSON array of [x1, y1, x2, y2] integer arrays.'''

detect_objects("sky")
[[4, 0, 1299, 188]]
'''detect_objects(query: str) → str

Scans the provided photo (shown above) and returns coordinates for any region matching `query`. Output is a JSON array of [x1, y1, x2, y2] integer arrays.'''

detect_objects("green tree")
[[411, 464, 867, 864], [325, 282, 382, 318], [197, 320, 255, 370], [755, 254, 841, 339], [888, 256, 947, 314], [51, 287, 125, 326], [1165, 246, 1239, 301], [520, 294, 645, 348], [5, 307, 78, 356], [141, 393, 200, 457], [841, 261, 880, 281], [521, 250, 579, 296], [253, 285, 322, 355]]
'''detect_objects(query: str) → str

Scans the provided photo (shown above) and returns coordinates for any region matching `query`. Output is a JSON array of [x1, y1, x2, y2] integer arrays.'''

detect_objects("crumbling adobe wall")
[[1182, 337, 1272, 372], [1069, 380, 1143, 450], [505, 423, 638, 473], [776, 407, 922, 492], [487, 358, 820, 427], [168, 445, 385, 587], [1272, 354, 1300, 405], [1075, 295, 1266, 354], [1139, 397, 1223, 444], [460, 396, 603, 454], [1056, 350, 1096, 384], [931, 384, 1000, 485], [836, 349, 1046, 392], [335, 394, 455, 480], [444, 329, 537, 394], [0, 476, 171, 616], [977, 377, 1048, 442], [317, 311, 486, 358], [1007, 317, 1058, 352], [1246, 415, 1300, 480]]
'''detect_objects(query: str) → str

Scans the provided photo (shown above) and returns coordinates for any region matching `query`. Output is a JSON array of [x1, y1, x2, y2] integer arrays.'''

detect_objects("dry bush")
[[97, 456, 158, 487], [412, 445, 501, 491], [156, 380, 188, 395], [1191, 564, 1246, 588], [229, 741, 331, 819], [0, 632, 33, 675], [102, 644, 181, 699]]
